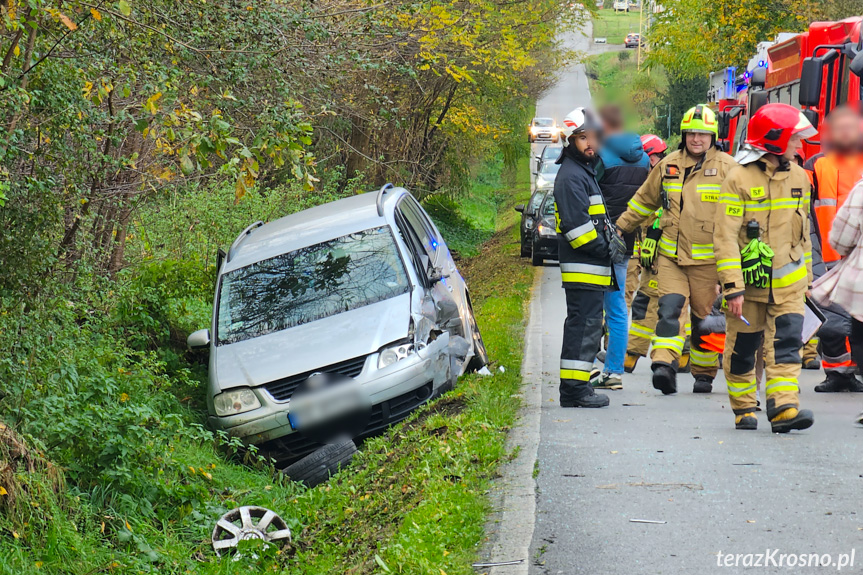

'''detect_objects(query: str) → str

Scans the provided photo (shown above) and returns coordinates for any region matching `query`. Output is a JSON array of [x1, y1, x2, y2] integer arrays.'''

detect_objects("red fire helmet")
[[640, 134, 668, 156], [745, 103, 817, 155]]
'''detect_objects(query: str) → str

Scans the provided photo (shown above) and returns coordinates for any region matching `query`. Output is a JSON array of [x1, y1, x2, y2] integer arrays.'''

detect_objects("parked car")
[[528, 117, 559, 143], [531, 193, 560, 266], [613, 0, 628, 11], [534, 143, 563, 172], [188, 185, 488, 467], [516, 189, 551, 257], [625, 33, 642, 48], [533, 156, 561, 193]]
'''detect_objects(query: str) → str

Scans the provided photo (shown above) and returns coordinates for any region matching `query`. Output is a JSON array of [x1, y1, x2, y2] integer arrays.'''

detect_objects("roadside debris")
[[211, 506, 291, 557], [477, 366, 493, 376], [629, 519, 667, 524], [472, 559, 525, 568]]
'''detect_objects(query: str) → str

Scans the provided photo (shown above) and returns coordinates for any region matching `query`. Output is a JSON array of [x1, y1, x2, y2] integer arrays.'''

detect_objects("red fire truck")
[[708, 16, 863, 161]]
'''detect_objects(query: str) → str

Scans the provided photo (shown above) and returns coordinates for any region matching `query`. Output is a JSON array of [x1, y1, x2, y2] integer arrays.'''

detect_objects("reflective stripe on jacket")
[[553, 151, 615, 291], [714, 160, 813, 304], [616, 147, 737, 266], [803, 152, 863, 264]]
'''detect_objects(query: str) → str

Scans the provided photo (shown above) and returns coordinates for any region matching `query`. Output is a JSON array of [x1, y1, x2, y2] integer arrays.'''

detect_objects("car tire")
[[465, 296, 489, 373], [520, 240, 531, 257], [281, 440, 357, 488], [531, 244, 543, 267]]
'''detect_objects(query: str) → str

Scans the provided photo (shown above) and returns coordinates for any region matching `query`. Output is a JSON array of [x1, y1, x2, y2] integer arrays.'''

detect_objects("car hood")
[[212, 293, 411, 392]]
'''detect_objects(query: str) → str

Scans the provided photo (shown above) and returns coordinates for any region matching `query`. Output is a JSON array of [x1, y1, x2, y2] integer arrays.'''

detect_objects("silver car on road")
[[187, 185, 488, 465]]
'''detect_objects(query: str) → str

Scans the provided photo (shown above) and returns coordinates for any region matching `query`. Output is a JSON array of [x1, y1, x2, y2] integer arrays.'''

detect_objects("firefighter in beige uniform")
[[617, 105, 737, 394], [714, 103, 816, 433]]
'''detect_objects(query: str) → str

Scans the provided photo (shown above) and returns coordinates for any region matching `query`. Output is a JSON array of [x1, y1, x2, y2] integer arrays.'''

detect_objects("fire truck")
[[707, 16, 863, 161]]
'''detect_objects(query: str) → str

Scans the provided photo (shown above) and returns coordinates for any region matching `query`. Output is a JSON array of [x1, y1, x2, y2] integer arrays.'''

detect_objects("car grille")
[[262, 355, 368, 401]]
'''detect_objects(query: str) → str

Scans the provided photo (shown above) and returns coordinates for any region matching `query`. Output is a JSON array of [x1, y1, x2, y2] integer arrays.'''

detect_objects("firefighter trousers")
[[560, 288, 604, 401], [651, 256, 719, 378], [724, 297, 805, 418], [818, 304, 856, 376], [628, 270, 659, 357], [625, 257, 641, 306]]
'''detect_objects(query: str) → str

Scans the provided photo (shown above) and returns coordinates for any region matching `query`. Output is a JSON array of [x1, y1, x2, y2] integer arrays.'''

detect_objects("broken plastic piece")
[[477, 366, 493, 376]]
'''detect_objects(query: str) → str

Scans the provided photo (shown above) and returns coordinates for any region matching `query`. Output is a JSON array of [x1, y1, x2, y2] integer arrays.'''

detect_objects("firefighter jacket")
[[553, 149, 615, 291], [803, 152, 863, 264], [616, 146, 738, 266], [714, 160, 813, 304]]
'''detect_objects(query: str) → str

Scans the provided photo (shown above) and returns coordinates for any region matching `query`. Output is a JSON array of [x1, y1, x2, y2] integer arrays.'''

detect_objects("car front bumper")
[[208, 335, 451, 460], [533, 235, 559, 258]]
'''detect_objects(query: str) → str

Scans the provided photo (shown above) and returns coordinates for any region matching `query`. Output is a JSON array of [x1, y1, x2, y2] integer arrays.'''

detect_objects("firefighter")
[[803, 105, 863, 390], [624, 135, 668, 373], [714, 103, 816, 433], [554, 107, 612, 408], [617, 106, 737, 394]]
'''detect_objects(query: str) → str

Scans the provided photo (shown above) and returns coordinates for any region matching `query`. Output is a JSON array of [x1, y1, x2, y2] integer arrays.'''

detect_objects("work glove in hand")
[[640, 226, 662, 269]]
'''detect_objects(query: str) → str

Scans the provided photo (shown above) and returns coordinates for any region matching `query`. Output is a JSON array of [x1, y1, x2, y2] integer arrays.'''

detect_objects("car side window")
[[398, 197, 441, 263]]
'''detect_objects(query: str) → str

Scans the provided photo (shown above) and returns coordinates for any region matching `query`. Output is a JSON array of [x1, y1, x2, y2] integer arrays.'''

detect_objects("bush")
[[618, 50, 632, 62]]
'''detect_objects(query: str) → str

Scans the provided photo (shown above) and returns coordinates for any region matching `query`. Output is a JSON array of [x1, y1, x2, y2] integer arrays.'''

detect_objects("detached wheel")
[[465, 296, 489, 372], [211, 506, 291, 556], [282, 440, 357, 488]]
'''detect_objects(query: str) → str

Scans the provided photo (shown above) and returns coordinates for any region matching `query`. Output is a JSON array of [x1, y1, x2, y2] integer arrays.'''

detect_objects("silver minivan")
[[187, 185, 487, 465]]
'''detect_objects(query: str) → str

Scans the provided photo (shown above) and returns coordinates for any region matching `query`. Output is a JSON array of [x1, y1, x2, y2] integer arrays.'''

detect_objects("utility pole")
[[637, 0, 644, 70]]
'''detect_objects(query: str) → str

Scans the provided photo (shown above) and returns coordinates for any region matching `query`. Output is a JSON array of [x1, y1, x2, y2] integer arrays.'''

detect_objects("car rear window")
[[216, 227, 409, 345]]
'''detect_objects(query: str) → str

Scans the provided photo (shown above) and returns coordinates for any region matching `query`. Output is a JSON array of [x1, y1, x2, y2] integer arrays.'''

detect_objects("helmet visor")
[[793, 112, 818, 140]]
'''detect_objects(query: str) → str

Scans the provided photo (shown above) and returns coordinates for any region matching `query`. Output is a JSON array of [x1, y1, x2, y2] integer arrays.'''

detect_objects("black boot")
[[814, 372, 856, 392], [651, 363, 677, 395], [692, 375, 713, 394], [561, 392, 610, 408]]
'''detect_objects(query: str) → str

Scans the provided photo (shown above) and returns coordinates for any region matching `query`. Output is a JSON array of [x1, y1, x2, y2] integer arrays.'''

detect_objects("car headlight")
[[530, 127, 539, 134], [538, 224, 557, 238], [213, 388, 262, 417], [378, 342, 416, 368], [536, 176, 547, 188]]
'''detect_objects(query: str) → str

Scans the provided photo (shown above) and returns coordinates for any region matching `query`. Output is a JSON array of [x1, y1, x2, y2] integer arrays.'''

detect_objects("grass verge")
[[591, 10, 641, 42], [0, 159, 534, 574]]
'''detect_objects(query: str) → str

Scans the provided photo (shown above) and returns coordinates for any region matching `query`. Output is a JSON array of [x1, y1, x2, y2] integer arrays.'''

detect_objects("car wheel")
[[531, 244, 543, 267], [465, 296, 489, 372], [281, 440, 357, 488]]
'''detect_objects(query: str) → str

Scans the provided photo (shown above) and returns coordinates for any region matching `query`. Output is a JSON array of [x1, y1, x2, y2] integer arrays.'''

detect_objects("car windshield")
[[216, 227, 409, 345], [540, 162, 561, 175], [534, 118, 554, 127], [542, 197, 556, 216], [543, 146, 562, 159], [530, 192, 545, 211]]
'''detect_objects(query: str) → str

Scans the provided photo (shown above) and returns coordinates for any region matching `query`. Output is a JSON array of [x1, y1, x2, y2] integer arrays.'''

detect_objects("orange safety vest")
[[805, 152, 863, 263]]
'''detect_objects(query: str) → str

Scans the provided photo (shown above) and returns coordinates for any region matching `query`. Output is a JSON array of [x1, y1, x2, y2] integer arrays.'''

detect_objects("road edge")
[[478, 267, 544, 574]]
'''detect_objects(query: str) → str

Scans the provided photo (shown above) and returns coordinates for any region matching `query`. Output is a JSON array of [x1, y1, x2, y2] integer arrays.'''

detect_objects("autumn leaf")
[[118, 0, 131, 17], [57, 11, 78, 31], [0, 486, 7, 496], [90, 8, 102, 21], [143, 92, 162, 115]]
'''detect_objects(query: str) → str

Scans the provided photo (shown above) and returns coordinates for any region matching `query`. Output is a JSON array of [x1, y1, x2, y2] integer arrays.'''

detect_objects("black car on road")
[[530, 192, 559, 266], [516, 189, 550, 257]]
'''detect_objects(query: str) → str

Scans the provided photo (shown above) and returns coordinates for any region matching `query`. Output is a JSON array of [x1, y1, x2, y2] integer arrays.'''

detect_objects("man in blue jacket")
[[594, 105, 650, 389], [554, 107, 613, 408]]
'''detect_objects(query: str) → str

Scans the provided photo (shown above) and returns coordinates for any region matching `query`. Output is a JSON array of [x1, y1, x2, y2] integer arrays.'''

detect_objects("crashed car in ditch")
[[187, 185, 488, 467]]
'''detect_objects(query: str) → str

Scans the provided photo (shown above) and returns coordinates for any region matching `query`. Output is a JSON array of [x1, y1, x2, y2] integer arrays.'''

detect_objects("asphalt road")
[[524, 25, 863, 575], [527, 268, 863, 574]]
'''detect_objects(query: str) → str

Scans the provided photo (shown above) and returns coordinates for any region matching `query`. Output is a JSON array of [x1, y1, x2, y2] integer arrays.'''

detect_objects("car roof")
[[222, 187, 408, 273]]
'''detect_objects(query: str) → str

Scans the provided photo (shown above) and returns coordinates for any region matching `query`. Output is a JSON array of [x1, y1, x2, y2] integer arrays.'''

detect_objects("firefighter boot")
[[770, 408, 814, 434], [677, 353, 691, 373], [623, 353, 640, 374], [651, 363, 677, 395], [814, 372, 862, 392], [692, 375, 713, 394], [560, 391, 610, 408], [735, 412, 757, 430]]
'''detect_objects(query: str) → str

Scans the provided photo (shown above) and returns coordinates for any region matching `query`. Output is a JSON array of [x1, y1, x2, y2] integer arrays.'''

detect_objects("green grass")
[[0, 158, 535, 574], [592, 9, 642, 43]]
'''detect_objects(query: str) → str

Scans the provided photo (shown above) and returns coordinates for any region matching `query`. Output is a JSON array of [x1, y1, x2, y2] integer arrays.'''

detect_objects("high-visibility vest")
[[805, 152, 863, 263]]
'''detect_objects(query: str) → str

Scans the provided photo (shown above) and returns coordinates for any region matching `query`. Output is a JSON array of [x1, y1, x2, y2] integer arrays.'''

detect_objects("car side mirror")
[[187, 329, 211, 350], [799, 57, 823, 107], [851, 50, 863, 78], [532, 171, 538, 176], [515, 204, 525, 213]]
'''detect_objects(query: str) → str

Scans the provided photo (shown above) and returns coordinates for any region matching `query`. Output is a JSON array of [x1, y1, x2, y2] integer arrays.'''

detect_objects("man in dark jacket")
[[593, 105, 650, 389], [554, 107, 613, 408]]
